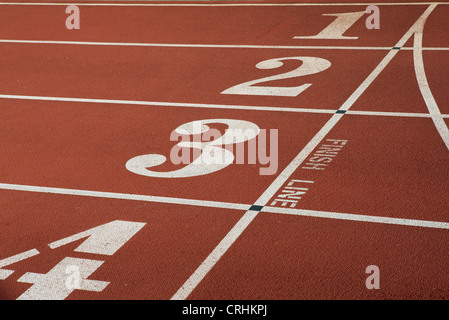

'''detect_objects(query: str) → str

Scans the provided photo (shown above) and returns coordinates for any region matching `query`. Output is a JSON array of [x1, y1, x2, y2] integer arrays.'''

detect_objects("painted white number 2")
[[221, 57, 331, 97]]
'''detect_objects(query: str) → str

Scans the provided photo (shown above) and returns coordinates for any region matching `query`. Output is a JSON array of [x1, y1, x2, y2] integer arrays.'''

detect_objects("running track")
[[0, 0, 448, 302]]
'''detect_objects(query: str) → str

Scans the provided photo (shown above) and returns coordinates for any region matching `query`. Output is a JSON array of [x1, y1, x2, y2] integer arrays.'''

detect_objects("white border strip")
[[0, 2, 446, 6]]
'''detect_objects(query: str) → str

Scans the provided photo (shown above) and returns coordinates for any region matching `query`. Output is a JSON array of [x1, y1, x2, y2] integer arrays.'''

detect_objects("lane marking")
[[0, 182, 447, 231], [263, 207, 449, 230], [346, 110, 449, 118], [0, 182, 250, 211], [0, 40, 394, 50], [170, 4, 439, 300], [413, 23, 449, 151], [0, 93, 447, 118], [1, 39, 449, 51], [403, 47, 449, 51]]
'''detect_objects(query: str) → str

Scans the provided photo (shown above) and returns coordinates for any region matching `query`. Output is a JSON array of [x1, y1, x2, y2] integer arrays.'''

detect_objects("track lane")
[[187, 212, 449, 299], [0, 3, 427, 47], [0, 44, 387, 110], [0, 99, 330, 204]]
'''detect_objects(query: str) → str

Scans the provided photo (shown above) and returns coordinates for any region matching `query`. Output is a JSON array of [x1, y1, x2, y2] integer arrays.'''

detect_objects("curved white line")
[[413, 9, 449, 151]]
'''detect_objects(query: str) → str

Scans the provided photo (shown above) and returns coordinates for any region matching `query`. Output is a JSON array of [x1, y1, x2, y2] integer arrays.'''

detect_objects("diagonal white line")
[[170, 4, 440, 301]]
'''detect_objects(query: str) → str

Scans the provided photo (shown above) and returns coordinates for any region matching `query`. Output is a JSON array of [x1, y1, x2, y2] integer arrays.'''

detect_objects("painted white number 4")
[[0, 220, 145, 300]]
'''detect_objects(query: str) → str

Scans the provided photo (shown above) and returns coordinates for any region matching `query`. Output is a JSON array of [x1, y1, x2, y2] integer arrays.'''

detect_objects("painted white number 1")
[[293, 11, 366, 40], [221, 57, 331, 97]]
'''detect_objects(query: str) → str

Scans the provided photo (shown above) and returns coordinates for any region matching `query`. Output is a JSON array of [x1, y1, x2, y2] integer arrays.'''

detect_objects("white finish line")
[[170, 3, 441, 300]]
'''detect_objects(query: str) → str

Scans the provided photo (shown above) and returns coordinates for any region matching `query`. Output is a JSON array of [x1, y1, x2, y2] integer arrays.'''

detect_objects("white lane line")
[[0, 93, 333, 113], [0, 182, 447, 231], [0, 183, 250, 211], [0, 2, 447, 6], [346, 110, 449, 118], [1, 39, 448, 51], [0, 93, 339, 114], [402, 47, 449, 51], [413, 22, 449, 151], [0, 39, 394, 50], [1, 93, 447, 118], [263, 207, 449, 230], [170, 4, 440, 301]]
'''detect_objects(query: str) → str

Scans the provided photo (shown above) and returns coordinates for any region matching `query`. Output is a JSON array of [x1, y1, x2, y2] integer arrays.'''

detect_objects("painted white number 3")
[[126, 119, 260, 178], [221, 57, 331, 97]]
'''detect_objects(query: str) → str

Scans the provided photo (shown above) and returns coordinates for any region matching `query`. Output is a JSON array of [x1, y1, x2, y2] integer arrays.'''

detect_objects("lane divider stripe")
[[0, 93, 447, 118]]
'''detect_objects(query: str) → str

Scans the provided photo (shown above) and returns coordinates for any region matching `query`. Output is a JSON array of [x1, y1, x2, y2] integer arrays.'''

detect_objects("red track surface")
[[0, 1, 448, 303]]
